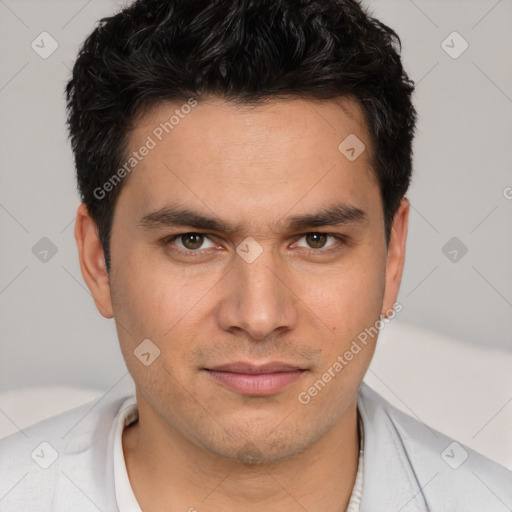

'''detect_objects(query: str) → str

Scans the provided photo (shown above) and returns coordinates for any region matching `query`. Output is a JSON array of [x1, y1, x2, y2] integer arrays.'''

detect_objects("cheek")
[[295, 259, 385, 413], [110, 251, 226, 394], [111, 250, 217, 338], [302, 252, 386, 337]]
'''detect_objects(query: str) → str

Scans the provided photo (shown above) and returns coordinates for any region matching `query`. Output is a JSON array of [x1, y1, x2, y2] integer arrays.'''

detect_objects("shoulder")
[[0, 394, 135, 511], [358, 382, 512, 511]]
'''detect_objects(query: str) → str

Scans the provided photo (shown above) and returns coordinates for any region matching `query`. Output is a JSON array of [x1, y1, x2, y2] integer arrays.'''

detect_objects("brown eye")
[[164, 232, 217, 255], [180, 233, 205, 250], [294, 233, 343, 252], [305, 233, 328, 249]]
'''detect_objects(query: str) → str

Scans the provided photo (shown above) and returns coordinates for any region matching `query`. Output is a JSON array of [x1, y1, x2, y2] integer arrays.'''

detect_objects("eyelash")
[[162, 232, 348, 257]]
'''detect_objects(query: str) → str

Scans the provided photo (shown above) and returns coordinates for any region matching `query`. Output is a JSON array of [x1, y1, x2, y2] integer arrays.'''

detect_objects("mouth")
[[203, 362, 308, 396]]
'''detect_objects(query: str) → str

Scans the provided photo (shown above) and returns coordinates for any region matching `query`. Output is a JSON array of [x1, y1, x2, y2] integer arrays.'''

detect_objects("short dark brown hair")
[[65, 0, 417, 271]]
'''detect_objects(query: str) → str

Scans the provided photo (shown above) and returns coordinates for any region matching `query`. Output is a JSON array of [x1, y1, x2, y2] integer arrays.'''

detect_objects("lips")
[[204, 361, 307, 396], [208, 362, 304, 374]]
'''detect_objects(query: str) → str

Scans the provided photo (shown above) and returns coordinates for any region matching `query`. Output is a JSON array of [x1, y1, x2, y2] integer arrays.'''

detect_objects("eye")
[[165, 233, 216, 252], [295, 233, 341, 251]]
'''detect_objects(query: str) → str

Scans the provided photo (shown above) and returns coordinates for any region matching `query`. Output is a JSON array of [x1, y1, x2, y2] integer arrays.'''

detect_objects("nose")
[[216, 245, 299, 341]]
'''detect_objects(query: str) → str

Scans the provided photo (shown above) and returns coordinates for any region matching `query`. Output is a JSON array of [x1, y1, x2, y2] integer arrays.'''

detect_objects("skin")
[[75, 95, 409, 511]]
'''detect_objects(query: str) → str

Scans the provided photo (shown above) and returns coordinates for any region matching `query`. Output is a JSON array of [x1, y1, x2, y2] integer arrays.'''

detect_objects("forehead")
[[116, 95, 381, 230]]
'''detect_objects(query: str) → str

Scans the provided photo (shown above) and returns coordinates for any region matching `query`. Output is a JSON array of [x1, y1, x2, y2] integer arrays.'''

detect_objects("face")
[[77, 95, 408, 463]]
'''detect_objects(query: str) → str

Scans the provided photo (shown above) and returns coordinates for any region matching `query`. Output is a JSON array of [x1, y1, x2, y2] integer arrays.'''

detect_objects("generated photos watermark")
[[93, 97, 198, 200], [298, 301, 403, 405]]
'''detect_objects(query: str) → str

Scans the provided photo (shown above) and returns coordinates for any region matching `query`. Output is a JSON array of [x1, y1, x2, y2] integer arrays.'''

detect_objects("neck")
[[123, 392, 360, 512]]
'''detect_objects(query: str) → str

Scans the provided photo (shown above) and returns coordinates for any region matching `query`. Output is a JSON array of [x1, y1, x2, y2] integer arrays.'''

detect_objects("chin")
[[232, 439, 310, 465], [198, 421, 325, 466]]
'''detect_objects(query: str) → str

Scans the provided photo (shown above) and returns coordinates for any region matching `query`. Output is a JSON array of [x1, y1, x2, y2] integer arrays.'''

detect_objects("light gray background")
[[0, 0, 511, 393]]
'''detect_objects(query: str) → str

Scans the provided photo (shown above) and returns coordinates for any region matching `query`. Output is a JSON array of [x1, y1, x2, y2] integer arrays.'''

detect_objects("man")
[[1, 0, 511, 510]]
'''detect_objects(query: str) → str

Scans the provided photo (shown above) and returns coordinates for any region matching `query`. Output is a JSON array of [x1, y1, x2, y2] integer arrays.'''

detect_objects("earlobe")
[[381, 197, 410, 317], [74, 203, 114, 318]]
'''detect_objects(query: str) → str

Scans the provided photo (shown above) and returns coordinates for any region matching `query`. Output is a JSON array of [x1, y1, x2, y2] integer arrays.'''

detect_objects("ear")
[[381, 197, 410, 317], [74, 203, 114, 318]]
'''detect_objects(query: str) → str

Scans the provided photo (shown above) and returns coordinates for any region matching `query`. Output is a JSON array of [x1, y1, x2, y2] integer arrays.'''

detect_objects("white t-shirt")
[[113, 397, 364, 511]]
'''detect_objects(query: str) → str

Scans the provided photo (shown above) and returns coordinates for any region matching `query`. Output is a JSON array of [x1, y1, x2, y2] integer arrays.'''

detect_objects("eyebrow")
[[137, 202, 368, 234]]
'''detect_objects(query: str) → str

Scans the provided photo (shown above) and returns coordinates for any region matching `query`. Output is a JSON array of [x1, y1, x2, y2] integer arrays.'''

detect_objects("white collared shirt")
[[2, 382, 510, 511]]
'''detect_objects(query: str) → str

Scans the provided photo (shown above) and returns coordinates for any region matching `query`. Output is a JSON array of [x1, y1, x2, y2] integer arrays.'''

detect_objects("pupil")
[[183, 233, 203, 250], [306, 233, 327, 249]]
